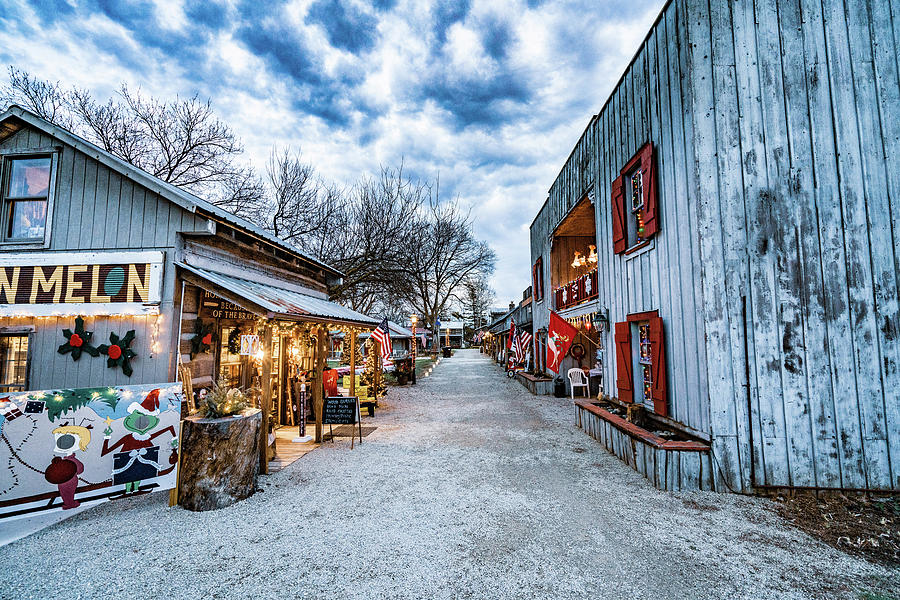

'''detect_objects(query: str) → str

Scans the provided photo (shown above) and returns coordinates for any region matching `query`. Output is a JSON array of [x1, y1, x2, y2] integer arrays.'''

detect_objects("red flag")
[[506, 319, 516, 350], [546, 311, 578, 374]]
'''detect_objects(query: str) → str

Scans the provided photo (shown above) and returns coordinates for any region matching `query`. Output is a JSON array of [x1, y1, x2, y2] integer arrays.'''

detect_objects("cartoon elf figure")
[[101, 389, 177, 494], [45, 424, 92, 509]]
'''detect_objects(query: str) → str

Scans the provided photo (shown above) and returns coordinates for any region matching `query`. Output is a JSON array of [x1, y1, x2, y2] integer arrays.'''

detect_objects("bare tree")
[[2, 67, 254, 213], [461, 276, 495, 333], [318, 165, 428, 312], [403, 191, 496, 347], [1, 67, 74, 128]]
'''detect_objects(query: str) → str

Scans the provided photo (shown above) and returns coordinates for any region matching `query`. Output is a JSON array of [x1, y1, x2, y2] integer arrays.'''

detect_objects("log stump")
[[178, 408, 261, 511]]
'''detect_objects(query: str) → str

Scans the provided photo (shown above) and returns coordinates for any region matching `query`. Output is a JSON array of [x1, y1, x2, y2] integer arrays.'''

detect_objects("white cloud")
[[0, 0, 666, 306]]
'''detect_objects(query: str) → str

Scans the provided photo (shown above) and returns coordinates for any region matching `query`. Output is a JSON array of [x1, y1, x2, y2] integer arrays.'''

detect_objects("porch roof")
[[176, 262, 379, 328]]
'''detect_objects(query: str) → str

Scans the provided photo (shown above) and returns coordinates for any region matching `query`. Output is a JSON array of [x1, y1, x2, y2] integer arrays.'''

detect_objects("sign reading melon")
[[0, 251, 163, 316]]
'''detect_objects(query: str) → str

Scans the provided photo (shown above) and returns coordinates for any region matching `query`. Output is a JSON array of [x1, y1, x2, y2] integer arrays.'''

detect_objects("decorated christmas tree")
[[360, 339, 386, 398], [339, 332, 363, 366]]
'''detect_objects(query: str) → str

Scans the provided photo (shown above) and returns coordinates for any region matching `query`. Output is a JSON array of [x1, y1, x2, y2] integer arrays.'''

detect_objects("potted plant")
[[178, 380, 262, 511]]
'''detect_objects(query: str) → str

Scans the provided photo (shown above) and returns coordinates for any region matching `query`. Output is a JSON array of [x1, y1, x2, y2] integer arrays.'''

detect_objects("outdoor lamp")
[[592, 309, 609, 332]]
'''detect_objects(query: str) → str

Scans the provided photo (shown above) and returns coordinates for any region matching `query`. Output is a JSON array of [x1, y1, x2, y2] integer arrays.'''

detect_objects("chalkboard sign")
[[322, 396, 359, 425]]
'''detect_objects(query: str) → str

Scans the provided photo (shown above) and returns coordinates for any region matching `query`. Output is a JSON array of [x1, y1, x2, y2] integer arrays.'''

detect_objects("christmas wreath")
[[99, 330, 137, 377], [227, 327, 242, 355], [190, 321, 214, 358], [58, 317, 100, 360]]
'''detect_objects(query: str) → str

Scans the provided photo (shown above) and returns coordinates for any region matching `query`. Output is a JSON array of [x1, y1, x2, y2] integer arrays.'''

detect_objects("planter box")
[[178, 408, 262, 511], [574, 400, 719, 492], [515, 372, 554, 395]]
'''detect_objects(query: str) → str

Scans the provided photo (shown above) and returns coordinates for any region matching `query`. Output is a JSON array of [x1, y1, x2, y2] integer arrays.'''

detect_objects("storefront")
[[0, 105, 378, 477]]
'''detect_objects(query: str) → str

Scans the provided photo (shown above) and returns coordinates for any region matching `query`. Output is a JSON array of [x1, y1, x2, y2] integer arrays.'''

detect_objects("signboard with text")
[[0, 251, 163, 316]]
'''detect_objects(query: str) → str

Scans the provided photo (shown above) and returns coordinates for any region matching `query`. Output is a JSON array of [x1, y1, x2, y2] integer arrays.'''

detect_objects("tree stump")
[[178, 408, 261, 511]]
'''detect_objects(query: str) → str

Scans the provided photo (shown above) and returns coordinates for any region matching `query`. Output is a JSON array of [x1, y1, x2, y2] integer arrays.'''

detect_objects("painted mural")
[[0, 382, 181, 522]]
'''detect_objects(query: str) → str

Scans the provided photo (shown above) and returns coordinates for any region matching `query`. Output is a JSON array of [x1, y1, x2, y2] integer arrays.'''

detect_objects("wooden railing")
[[554, 270, 598, 310]]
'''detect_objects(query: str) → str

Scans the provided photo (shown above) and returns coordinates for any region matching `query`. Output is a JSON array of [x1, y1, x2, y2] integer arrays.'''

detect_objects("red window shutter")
[[641, 143, 659, 237], [611, 176, 626, 253], [648, 316, 668, 416], [614, 321, 633, 403], [537, 259, 543, 301]]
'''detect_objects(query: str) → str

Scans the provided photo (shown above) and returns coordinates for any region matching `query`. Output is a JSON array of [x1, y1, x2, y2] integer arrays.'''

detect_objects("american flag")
[[514, 331, 533, 362], [371, 318, 392, 360]]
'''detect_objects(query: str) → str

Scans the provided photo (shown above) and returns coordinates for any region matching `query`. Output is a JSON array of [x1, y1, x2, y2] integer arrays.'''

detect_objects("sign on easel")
[[321, 396, 362, 448]]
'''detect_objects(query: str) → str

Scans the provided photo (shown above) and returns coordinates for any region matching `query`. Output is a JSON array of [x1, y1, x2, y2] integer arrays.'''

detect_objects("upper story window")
[[611, 142, 658, 255], [2, 155, 52, 244]]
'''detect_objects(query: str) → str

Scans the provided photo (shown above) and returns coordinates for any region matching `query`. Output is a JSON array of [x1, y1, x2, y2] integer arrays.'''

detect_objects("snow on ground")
[[3, 350, 897, 599]]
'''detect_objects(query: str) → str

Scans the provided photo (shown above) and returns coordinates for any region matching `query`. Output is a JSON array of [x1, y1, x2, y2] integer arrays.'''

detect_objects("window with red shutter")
[[532, 258, 544, 302], [648, 316, 667, 416], [614, 321, 633, 403], [611, 177, 626, 253], [613, 141, 659, 254]]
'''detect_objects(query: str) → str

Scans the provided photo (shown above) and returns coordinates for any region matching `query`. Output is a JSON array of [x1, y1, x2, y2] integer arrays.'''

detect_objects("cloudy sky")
[[1, 0, 662, 306]]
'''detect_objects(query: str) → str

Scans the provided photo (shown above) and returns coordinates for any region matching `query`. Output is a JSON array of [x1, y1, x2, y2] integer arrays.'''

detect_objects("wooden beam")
[[314, 325, 327, 443], [350, 330, 357, 397], [259, 323, 273, 475]]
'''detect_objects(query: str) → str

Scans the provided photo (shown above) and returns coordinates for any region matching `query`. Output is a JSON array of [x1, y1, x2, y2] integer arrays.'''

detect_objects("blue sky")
[[1, 0, 662, 306]]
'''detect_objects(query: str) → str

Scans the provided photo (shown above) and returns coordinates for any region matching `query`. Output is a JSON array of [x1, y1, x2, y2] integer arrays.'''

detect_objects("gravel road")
[[3, 350, 897, 599]]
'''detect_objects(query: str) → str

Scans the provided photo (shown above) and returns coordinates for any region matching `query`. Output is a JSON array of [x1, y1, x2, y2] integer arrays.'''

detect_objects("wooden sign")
[[322, 396, 358, 425], [0, 251, 163, 316], [200, 291, 255, 321]]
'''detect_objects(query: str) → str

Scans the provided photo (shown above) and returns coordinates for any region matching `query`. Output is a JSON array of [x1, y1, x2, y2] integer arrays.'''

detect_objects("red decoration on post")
[[107, 345, 122, 360], [202, 333, 212, 345], [69, 334, 83, 348]]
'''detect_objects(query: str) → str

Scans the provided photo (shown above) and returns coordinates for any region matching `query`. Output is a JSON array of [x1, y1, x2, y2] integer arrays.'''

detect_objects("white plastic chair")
[[567, 368, 590, 400]]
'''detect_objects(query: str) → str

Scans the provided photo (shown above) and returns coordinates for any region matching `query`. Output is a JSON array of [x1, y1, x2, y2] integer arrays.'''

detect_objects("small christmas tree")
[[360, 339, 386, 398], [339, 333, 363, 366]]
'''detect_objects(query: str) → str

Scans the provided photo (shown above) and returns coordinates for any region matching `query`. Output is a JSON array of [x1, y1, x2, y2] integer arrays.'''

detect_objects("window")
[[2, 155, 52, 243], [614, 312, 667, 416], [532, 257, 544, 302], [0, 334, 30, 392], [611, 142, 658, 254]]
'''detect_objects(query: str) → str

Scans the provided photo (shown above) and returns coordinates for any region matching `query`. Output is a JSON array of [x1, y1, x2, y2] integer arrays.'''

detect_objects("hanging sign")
[[200, 291, 256, 321], [239, 334, 260, 356], [0, 383, 182, 535], [0, 251, 164, 317]]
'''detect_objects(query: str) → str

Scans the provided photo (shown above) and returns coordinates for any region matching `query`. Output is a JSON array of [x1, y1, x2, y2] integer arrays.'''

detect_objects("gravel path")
[[4, 350, 898, 599]]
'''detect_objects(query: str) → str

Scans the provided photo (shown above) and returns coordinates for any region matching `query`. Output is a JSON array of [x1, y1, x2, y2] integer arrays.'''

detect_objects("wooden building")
[[529, 0, 899, 493], [0, 106, 378, 471]]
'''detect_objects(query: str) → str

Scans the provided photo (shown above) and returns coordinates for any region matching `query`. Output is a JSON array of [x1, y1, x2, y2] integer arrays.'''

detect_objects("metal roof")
[[0, 105, 342, 278], [177, 262, 378, 327]]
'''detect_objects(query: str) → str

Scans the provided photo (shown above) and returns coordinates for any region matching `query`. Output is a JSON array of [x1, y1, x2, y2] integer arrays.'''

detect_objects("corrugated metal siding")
[[692, 0, 900, 491]]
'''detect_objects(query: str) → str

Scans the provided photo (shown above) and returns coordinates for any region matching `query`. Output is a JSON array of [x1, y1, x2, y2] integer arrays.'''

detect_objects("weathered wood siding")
[[593, 0, 709, 436], [691, 0, 900, 491], [0, 124, 209, 388]]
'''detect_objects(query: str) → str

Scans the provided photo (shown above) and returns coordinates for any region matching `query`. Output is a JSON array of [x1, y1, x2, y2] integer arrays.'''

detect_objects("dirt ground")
[[772, 493, 900, 568], [3, 350, 898, 600]]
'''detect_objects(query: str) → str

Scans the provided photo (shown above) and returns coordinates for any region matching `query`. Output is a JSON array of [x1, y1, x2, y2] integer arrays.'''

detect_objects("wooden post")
[[374, 340, 382, 404], [259, 323, 273, 474], [314, 325, 327, 443], [350, 329, 357, 397]]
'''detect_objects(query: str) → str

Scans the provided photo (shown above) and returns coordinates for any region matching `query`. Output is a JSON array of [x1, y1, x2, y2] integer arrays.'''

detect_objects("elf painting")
[[0, 383, 181, 531]]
